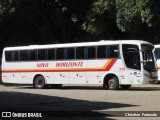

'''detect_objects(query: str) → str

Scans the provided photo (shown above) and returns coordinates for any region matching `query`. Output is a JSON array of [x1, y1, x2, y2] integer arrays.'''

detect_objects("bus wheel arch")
[[103, 74, 119, 90], [33, 74, 46, 89]]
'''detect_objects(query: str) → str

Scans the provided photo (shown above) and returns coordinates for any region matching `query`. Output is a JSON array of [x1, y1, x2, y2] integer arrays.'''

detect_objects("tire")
[[34, 76, 46, 89], [120, 85, 131, 90], [51, 84, 62, 89], [103, 77, 119, 90]]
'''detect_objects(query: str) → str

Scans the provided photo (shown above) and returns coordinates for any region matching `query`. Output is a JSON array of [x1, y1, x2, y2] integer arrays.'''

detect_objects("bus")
[[154, 45, 160, 83], [1, 40, 158, 90]]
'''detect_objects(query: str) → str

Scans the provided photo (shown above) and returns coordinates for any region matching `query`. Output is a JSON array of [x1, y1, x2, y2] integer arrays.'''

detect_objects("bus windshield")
[[141, 44, 156, 71]]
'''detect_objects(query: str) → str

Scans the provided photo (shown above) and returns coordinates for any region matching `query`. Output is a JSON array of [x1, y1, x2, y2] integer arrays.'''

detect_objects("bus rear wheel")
[[34, 76, 46, 89], [103, 77, 119, 90]]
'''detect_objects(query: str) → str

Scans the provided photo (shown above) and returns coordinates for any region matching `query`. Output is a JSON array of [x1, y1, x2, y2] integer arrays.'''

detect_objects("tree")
[[82, 0, 116, 35], [83, 0, 160, 42], [0, 0, 91, 46], [116, 0, 154, 32]]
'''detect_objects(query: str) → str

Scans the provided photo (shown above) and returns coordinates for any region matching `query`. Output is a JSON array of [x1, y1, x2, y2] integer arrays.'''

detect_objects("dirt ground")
[[0, 84, 160, 120]]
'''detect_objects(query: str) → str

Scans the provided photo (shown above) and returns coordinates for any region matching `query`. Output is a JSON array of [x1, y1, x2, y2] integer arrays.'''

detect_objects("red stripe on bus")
[[105, 59, 117, 71]]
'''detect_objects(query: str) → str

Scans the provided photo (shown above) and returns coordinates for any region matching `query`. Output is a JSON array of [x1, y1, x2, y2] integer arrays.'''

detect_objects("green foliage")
[[0, 0, 16, 19], [116, 0, 154, 32], [83, 0, 160, 34], [82, 0, 116, 35], [116, 0, 141, 32], [0, 0, 91, 43], [1, 0, 160, 46]]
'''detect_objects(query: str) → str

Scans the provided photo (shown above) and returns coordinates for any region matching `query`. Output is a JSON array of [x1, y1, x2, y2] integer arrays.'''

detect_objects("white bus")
[[154, 45, 160, 83], [1, 40, 158, 90]]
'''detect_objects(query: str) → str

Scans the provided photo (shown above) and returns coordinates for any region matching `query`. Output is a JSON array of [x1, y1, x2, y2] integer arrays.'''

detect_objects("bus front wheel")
[[103, 77, 119, 90], [34, 76, 46, 89]]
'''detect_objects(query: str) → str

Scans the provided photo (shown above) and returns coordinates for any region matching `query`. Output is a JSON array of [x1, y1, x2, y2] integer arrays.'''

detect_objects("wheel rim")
[[36, 77, 45, 88], [38, 79, 43, 86], [108, 79, 115, 87]]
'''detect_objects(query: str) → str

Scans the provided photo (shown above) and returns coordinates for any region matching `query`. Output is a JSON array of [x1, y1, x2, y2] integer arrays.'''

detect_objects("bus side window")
[[5, 51, 12, 62], [56, 48, 65, 60], [20, 50, 28, 61], [64, 48, 68, 59], [67, 48, 75, 59], [76, 47, 85, 59], [76, 46, 95, 59], [97, 45, 119, 59], [29, 50, 37, 61], [108, 45, 119, 58], [13, 51, 19, 61], [47, 49, 55, 60], [97, 46, 107, 58], [38, 49, 46, 60], [87, 47, 96, 59]]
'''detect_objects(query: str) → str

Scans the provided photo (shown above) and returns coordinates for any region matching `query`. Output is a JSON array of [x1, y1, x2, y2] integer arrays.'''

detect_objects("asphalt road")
[[0, 84, 160, 120]]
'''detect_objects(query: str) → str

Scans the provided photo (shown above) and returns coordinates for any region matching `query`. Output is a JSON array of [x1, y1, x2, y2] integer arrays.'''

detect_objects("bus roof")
[[154, 45, 160, 48], [3, 40, 152, 51]]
